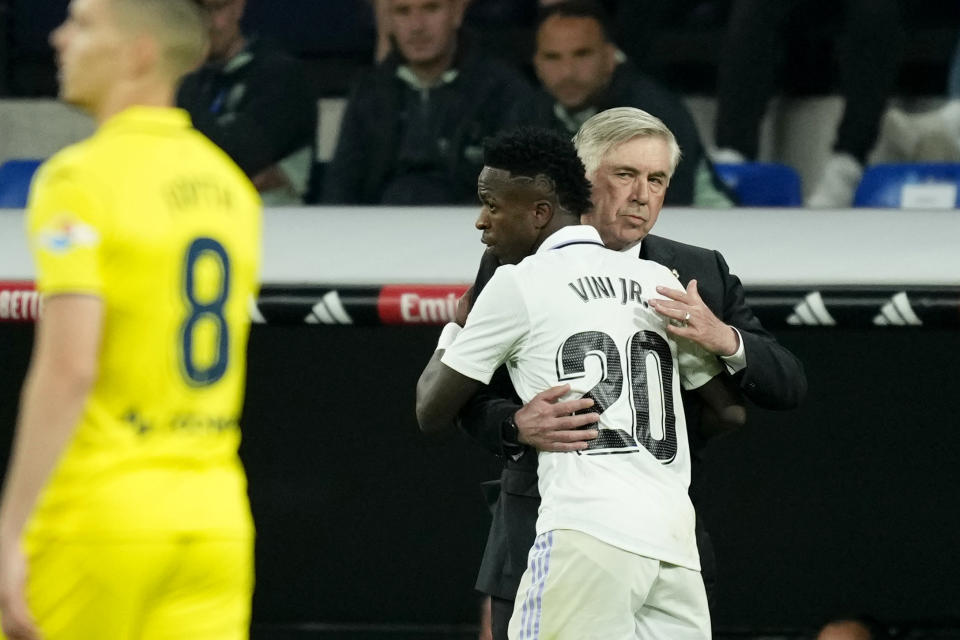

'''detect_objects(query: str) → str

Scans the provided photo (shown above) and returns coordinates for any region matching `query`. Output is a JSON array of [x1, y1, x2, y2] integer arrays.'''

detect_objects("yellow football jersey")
[[24, 107, 262, 542]]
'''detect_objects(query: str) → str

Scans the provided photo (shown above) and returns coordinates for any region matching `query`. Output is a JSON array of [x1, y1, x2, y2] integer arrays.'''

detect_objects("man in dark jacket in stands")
[[323, 0, 532, 205], [178, 0, 316, 204], [519, 0, 733, 207]]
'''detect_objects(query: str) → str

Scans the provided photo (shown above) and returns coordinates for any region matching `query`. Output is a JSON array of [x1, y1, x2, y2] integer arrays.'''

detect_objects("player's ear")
[[532, 199, 553, 229], [128, 32, 160, 78]]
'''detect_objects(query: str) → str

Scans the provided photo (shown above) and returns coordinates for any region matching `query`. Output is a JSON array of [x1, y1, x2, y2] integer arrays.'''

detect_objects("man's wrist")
[[719, 327, 747, 373], [720, 326, 740, 357]]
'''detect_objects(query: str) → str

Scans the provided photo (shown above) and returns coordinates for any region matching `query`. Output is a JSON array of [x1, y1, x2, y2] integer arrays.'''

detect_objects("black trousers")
[[714, 0, 903, 163]]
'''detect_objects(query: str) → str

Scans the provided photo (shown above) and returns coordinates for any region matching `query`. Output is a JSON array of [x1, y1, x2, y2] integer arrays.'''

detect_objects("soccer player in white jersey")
[[416, 126, 745, 639]]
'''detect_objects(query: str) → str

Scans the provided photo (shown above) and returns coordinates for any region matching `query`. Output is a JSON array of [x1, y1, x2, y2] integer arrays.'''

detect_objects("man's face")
[[390, 0, 461, 67], [582, 135, 672, 251], [534, 15, 616, 111], [475, 167, 541, 265], [200, 0, 245, 61], [50, 0, 128, 111]]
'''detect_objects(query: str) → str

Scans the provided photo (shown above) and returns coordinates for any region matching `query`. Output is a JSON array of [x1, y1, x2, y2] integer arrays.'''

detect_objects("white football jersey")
[[442, 225, 721, 570]]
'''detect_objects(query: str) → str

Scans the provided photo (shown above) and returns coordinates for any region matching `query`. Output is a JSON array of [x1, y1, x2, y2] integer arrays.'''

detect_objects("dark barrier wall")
[[1, 324, 958, 632]]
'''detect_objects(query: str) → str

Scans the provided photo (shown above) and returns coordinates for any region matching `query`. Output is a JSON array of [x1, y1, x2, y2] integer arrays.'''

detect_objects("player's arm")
[[417, 269, 488, 434], [0, 295, 102, 540], [452, 253, 524, 453], [418, 344, 598, 444], [0, 295, 103, 637], [418, 266, 531, 435], [1, 164, 107, 542], [454, 251, 598, 454], [416, 346, 485, 435]]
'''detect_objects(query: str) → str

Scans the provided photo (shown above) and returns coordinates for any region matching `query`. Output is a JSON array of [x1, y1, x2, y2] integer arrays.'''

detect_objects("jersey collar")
[[536, 225, 604, 255], [99, 106, 192, 135]]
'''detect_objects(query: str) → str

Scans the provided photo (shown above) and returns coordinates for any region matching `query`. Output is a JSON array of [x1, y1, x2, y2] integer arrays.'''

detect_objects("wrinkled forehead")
[[538, 14, 607, 47], [602, 135, 672, 173]]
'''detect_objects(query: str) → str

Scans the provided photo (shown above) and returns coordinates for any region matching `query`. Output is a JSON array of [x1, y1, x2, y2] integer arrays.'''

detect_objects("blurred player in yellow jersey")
[[0, 0, 261, 638]]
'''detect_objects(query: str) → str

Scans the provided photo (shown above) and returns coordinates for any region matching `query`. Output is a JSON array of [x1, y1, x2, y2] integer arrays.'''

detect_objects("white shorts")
[[508, 529, 710, 640]]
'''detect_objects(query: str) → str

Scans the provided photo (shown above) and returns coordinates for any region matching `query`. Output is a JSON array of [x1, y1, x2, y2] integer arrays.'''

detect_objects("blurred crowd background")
[[1, 0, 959, 210], [1, 3, 959, 639]]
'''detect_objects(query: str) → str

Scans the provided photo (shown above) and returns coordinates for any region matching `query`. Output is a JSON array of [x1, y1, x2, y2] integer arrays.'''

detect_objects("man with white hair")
[[459, 107, 807, 639], [417, 123, 746, 638]]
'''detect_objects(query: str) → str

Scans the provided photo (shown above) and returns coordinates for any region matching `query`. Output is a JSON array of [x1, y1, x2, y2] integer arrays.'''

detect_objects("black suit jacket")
[[458, 234, 807, 601]]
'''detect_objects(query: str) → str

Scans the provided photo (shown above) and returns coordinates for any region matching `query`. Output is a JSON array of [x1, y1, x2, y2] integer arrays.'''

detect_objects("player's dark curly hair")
[[482, 127, 593, 219]]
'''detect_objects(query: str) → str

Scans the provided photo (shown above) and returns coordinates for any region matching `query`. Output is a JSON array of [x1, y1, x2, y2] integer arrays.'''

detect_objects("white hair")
[[572, 107, 682, 178]]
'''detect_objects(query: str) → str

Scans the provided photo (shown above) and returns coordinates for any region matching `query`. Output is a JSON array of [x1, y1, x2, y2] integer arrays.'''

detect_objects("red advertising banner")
[[2, 282, 958, 328], [0, 281, 40, 322], [377, 285, 470, 325]]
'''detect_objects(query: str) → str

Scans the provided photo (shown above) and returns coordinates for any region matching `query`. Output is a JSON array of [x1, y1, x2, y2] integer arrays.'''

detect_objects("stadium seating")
[[713, 162, 804, 206], [853, 163, 960, 208], [0, 159, 43, 208]]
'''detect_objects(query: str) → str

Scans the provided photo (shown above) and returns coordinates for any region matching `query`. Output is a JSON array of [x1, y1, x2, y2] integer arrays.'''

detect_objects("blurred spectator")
[[369, 0, 530, 63], [712, 0, 903, 208], [324, 0, 531, 205], [876, 31, 960, 163], [177, 0, 316, 205], [515, 0, 734, 207]]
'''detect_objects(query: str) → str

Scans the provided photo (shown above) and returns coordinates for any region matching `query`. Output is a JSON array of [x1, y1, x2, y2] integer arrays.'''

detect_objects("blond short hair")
[[573, 107, 682, 178], [111, 0, 210, 79]]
